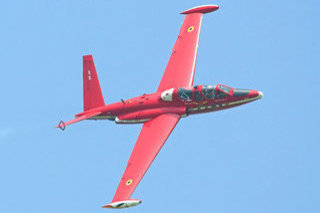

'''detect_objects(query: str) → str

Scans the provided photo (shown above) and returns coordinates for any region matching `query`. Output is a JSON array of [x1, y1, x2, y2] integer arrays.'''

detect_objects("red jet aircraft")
[[57, 5, 263, 209]]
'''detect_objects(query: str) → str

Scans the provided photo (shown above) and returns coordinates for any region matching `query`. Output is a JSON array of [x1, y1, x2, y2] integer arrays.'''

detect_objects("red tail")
[[83, 55, 105, 111]]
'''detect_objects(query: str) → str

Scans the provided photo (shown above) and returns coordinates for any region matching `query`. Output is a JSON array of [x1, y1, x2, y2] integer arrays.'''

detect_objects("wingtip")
[[180, 4, 219, 14], [102, 199, 142, 209]]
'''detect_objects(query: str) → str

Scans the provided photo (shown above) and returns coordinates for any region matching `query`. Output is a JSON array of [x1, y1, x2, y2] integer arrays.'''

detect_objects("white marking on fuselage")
[[161, 88, 174, 101]]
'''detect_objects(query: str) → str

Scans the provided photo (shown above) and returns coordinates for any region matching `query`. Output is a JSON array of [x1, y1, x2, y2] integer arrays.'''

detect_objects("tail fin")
[[83, 55, 105, 111]]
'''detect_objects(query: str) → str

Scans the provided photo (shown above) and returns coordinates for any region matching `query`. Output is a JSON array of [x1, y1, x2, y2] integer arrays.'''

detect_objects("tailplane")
[[83, 55, 105, 111], [56, 55, 105, 130], [56, 110, 102, 130]]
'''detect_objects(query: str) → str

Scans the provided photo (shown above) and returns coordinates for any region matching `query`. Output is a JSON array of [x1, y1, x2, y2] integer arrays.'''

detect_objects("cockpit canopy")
[[202, 85, 215, 99], [178, 87, 193, 101], [178, 84, 233, 102], [216, 84, 232, 98]]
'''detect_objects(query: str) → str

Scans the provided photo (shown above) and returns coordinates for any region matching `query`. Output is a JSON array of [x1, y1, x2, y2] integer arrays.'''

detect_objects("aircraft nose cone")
[[248, 90, 263, 99], [258, 91, 264, 99]]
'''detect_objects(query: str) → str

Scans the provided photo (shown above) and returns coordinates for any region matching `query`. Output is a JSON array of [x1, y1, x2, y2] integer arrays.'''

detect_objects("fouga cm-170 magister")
[[57, 5, 263, 209]]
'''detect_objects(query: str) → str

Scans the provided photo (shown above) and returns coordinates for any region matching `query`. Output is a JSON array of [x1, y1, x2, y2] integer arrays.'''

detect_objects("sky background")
[[0, 0, 319, 212]]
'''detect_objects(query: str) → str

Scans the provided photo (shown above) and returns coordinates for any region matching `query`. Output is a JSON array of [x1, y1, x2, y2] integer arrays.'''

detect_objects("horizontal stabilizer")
[[102, 199, 141, 209], [56, 111, 101, 130]]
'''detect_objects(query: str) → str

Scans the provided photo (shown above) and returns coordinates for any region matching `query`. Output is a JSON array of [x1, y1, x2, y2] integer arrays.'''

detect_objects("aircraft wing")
[[157, 5, 219, 92], [104, 113, 180, 208]]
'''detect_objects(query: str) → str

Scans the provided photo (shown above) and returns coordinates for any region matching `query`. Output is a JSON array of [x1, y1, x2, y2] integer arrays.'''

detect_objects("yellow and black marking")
[[192, 101, 208, 106], [187, 26, 194, 32], [126, 179, 133, 186], [201, 101, 208, 105]]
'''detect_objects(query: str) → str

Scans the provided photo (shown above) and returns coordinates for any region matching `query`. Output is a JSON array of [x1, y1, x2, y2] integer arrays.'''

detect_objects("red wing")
[[110, 114, 180, 202], [157, 13, 203, 92]]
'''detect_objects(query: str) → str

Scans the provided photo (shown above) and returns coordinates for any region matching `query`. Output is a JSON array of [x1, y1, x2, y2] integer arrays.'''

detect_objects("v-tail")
[[56, 55, 105, 130]]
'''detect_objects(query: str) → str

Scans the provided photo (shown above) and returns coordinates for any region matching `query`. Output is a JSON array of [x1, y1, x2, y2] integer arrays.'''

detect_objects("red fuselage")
[[75, 84, 263, 124]]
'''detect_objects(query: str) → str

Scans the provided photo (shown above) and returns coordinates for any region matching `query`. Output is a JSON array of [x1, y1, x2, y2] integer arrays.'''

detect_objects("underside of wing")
[[157, 5, 219, 92], [104, 113, 180, 208]]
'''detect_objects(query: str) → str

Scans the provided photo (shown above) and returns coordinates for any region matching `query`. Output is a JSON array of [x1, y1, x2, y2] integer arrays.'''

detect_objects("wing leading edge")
[[157, 5, 219, 92]]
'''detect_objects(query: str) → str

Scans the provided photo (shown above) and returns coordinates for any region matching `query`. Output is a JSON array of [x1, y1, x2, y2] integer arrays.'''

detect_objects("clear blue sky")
[[1, 0, 319, 212]]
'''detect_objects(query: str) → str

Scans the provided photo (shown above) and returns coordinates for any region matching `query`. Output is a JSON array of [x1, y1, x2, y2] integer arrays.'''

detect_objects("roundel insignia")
[[187, 26, 194, 32], [126, 179, 133, 186]]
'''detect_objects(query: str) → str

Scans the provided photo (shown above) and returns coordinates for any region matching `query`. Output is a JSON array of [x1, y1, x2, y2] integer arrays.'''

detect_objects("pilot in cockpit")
[[202, 85, 215, 99]]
